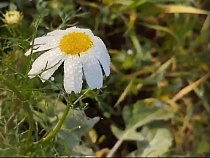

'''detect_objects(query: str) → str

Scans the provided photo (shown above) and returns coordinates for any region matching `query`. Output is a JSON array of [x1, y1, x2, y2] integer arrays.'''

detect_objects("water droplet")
[[50, 77, 54, 81], [127, 49, 133, 55]]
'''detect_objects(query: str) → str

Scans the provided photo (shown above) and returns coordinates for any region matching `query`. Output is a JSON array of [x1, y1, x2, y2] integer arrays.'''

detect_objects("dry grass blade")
[[171, 73, 210, 103], [157, 4, 210, 15], [76, 0, 100, 8], [114, 81, 132, 108], [141, 23, 178, 41], [124, 11, 137, 36], [201, 13, 210, 32]]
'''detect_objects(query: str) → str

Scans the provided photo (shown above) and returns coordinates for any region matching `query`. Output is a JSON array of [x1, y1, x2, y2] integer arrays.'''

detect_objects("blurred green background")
[[0, 0, 210, 156]]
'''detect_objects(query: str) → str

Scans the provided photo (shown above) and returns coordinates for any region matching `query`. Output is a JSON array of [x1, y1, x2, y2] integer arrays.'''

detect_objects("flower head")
[[25, 27, 110, 93], [3, 11, 23, 25]]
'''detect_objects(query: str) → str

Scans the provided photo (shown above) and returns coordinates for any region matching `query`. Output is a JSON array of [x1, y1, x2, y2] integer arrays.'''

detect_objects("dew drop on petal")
[[50, 77, 55, 81]]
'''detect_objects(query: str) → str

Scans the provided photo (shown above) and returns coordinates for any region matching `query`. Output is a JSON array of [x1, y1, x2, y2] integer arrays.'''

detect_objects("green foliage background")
[[0, 0, 210, 156]]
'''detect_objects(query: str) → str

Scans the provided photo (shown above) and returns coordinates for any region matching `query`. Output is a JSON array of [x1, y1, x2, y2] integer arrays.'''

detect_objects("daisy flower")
[[25, 27, 110, 93]]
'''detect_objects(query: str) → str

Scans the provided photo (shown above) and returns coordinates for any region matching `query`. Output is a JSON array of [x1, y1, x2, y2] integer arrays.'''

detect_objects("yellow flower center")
[[59, 32, 93, 55]]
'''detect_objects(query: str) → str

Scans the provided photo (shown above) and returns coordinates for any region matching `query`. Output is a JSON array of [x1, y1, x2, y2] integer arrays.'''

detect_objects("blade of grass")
[[191, 82, 210, 114], [114, 81, 132, 108], [76, 0, 100, 8], [140, 23, 178, 41], [201, 13, 210, 32], [125, 0, 150, 10], [129, 29, 142, 55], [171, 73, 210, 103], [123, 10, 137, 36], [156, 4, 210, 14], [147, 56, 175, 80]]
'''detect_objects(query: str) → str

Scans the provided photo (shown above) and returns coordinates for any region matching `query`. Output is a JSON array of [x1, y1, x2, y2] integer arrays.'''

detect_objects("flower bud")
[[3, 11, 23, 26]]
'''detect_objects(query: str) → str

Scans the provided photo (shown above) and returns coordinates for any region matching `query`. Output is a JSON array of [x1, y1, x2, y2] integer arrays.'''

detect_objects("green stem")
[[35, 88, 90, 145], [39, 101, 71, 144], [129, 29, 142, 55]]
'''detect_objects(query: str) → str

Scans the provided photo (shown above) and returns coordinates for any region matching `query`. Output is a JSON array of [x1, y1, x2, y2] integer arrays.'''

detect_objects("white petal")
[[80, 50, 103, 89], [25, 41, 59, 56], [64, 55, 83, 93], [65, 26, 76, 31], [25, 45, 39, 56], [33, 30, 64, 45], [46, 29, 65, 36], [30, 30, 65, 45], [92, 36, 110, 76], [33, 36, 49, 45], [32, 43, 58, 53], [28, 48, 65, 80], [65, 27, 94, 37], [40, 59, 63, 82], [25, 34, 63, 56]]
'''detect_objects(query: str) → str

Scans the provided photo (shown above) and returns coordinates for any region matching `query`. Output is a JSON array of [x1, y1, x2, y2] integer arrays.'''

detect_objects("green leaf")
[[141, 127, 172, 156], [51, 102, 100, 155], [109, 100, 175, 157], [111, 124, 144, 141], [125, 100, 174, 128], [129, 126, 172, 157]]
